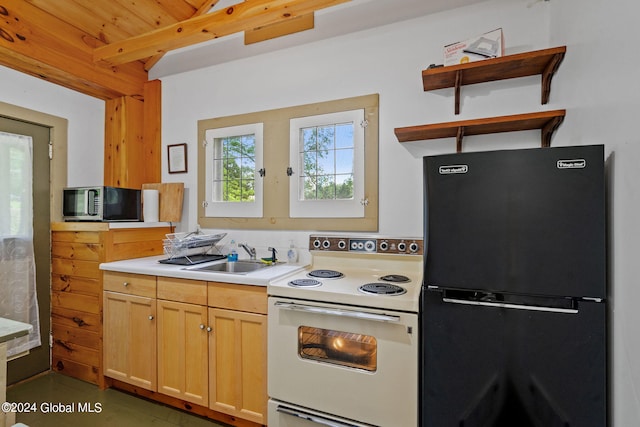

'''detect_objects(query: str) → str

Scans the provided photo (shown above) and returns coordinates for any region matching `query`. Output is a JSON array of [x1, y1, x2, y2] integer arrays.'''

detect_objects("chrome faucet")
[[239, 243, 257, 260]]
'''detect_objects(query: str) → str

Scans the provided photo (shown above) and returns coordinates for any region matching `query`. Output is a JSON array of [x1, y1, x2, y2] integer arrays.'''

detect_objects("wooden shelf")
[[394, 110, 566, 152], [423, 46, 566, 114]]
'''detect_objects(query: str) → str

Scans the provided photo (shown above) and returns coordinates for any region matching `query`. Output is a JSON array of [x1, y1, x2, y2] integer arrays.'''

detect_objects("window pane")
[[297, 121, 355, 201], [302, 151, 317, 176], [336, 174, 354, 199], [302, 176, 316, 200], [316, 175, 335, 199], [242, 156, 255, 179], [335, 123, 354, 149], [317, 125, 335, 150], [335, 149, 354, 175], [212, 133, 257, 203], [317, 150, 334, 175], [302, 128, 317, 151]]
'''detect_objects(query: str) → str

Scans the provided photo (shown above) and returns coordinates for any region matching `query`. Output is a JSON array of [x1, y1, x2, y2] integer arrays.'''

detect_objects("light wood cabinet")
[[103, 289, 157, 391], [156, 277, 209, 406], [209, 307, 267, 424], [102, 275, 268, 426], [51, 222, 170, 386], [208, 282, 268, 424]]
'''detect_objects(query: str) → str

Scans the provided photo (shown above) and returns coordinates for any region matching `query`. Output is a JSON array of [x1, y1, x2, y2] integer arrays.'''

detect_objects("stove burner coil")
[[380, 274, 410, 283], [308, 269, 344, 279], [288, 278, 322, 288], [359, 283, 407, 296]]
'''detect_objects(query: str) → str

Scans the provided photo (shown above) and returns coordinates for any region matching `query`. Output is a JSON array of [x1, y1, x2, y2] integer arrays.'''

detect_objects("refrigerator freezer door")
[[424, 145, 606, 298], [421, 289, 607, 427]]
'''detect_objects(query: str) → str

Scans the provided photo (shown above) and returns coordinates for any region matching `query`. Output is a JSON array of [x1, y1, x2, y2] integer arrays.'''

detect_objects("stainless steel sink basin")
[[187, 260, 270, 274]]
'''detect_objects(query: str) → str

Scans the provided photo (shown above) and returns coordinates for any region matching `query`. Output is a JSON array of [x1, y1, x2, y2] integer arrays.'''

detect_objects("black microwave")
[[63, 186, 141, 222]]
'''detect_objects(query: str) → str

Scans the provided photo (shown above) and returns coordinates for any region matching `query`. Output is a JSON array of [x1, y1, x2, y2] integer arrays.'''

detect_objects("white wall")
[[0, 65, 104, 186], [549, 0, 640, 425], [158, 0, 549, 255]]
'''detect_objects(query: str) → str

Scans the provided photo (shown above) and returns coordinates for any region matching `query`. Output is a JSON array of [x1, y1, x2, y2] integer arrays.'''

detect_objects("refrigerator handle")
[[442, 297, 579, 314]]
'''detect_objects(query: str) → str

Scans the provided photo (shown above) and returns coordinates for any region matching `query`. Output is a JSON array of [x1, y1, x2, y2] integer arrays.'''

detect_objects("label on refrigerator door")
[[557, 159, 586, 169], [439, 164, 468, 174]]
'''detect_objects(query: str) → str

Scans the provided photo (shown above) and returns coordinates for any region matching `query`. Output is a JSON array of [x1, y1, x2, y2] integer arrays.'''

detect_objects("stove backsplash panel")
[[309, 235, 423, 255]]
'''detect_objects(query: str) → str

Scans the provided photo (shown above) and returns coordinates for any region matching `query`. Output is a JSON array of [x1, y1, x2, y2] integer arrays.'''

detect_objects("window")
[[290, 110, 365, 218], [204, 123, 263, 217], [197, 94, 378, 231]]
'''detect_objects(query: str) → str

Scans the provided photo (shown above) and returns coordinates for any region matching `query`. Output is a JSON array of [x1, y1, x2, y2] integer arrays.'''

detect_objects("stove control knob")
[[379, 241, 389, 251], [312, 239, 322, 249], [337, 240, 347, 250], [409, 242, 419, 253], [322, 239, 331, 249], [397, 242, 407, 252]]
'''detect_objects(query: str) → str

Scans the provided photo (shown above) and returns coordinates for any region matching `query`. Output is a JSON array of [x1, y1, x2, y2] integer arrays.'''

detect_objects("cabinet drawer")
[[208, 282, 267, 314], [103, 271, 156, 297], [157, 277, 207, 305]]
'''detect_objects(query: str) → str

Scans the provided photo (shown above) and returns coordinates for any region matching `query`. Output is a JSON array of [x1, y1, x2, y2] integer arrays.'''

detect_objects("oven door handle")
[[277, 405, 362, 427], [274, 301, 401, 322]]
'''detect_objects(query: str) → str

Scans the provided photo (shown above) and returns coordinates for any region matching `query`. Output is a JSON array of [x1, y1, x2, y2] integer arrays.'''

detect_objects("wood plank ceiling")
[[0, 0, 349, 100]]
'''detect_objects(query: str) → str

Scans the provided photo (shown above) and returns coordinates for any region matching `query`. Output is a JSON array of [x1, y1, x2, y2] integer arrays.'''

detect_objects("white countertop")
[[100, 255, 306, 286], [0, 318, 32, 343]]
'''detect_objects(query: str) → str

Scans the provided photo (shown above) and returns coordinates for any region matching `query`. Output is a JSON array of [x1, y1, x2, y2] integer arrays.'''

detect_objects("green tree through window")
[[215, 134, 256, 202], [300, 122, 354, 201]]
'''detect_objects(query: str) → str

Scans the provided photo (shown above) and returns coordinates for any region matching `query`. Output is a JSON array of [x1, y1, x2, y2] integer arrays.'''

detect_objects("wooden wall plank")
[[143, 79, 162, 184]]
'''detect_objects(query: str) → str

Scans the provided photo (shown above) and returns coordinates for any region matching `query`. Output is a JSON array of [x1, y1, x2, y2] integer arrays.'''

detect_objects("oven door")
[[268, 297, 418, 427]]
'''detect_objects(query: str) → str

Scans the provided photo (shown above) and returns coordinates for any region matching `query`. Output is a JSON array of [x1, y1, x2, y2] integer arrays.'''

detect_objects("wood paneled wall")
[[104, 80, 161, 188]]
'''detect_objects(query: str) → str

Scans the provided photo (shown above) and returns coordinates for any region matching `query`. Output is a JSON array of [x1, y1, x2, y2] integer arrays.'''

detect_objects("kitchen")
[[0, 0, 639, 426]]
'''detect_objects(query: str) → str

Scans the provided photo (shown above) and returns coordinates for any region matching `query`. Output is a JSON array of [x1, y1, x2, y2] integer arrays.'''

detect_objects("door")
[[103, 291, 156, 390], [0, 116, 50, 384], [268, 297, 418, 427], [157, 299, 208, 406], [421, 289, 607, 427], [424, 145, 606, 298], [209, 307, 267, 424]]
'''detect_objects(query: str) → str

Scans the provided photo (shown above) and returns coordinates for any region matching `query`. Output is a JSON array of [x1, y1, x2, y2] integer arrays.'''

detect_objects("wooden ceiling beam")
[[94, 0, 351, 66], [143, 0, 221, 71], [244, 12, 314, 45], [0, 0, 147, 99]]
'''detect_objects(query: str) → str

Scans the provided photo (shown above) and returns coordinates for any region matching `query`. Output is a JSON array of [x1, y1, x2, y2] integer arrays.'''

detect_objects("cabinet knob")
[[207, 327, 212, 332], [148, 315, 154, 320], [200, 324, 205, 330], [123, 282, 129, 287]]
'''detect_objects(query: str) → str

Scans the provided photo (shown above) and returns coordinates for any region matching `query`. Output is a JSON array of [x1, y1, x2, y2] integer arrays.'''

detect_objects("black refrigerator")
[[421, 145, 607, 427]]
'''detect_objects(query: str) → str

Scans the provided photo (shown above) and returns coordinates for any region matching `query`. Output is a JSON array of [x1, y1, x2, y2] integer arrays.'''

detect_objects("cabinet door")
[[157, 300, 209, 406], [208, 308, 267, 424], [103, 291, 156, 391]]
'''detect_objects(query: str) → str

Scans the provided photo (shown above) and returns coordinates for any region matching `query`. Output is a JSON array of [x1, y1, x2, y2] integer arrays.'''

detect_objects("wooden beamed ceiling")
[[0, 0, 349, 100]]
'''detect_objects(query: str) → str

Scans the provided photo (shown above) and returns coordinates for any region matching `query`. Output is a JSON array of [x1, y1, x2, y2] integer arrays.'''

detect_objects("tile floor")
[[7, 372, 229, 427]]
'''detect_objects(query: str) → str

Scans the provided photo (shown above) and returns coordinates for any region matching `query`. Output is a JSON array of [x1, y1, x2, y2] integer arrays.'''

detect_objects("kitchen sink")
[[186, 260, 271, 274]]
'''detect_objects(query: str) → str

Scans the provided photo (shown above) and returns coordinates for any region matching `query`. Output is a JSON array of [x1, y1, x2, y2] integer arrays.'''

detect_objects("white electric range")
[[267, 235, 423, 427]]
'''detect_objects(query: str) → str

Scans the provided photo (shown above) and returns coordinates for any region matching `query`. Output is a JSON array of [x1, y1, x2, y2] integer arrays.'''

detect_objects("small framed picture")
[[168, 143, 188, 174]]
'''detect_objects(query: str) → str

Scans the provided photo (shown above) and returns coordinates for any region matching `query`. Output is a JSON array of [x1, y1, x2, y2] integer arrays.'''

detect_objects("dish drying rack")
[[159, 231, 227, 265]]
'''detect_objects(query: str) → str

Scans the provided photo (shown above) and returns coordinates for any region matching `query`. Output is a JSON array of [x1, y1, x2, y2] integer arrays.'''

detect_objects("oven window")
[[298, 326, 377, 371]]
